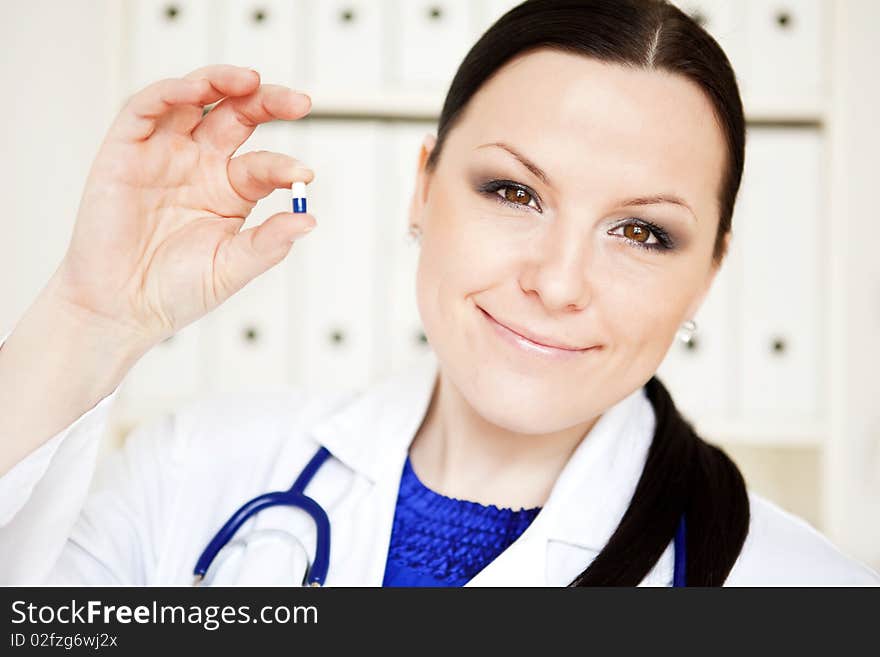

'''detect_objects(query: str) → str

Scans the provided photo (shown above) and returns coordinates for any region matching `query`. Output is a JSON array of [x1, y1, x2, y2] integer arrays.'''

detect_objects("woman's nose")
[[519, 222, 594, 312]]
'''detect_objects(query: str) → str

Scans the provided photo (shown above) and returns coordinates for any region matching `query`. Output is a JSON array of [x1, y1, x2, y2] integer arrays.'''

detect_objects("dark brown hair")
[[425, 0, 749, 585]]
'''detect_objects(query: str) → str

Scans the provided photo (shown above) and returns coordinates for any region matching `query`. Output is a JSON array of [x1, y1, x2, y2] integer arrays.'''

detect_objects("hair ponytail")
[[568, 376, 750, 586]]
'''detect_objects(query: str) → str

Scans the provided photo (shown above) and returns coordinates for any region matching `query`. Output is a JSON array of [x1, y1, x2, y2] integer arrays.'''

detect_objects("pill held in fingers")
[[291, 181, 308, 213]]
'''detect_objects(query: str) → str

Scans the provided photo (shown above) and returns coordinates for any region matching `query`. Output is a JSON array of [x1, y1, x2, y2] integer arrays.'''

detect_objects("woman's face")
[[410, 48, 729, 434]]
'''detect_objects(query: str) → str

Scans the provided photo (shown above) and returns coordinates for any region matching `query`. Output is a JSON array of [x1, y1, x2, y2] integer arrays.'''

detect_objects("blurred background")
[[1, 0, 878, 569]]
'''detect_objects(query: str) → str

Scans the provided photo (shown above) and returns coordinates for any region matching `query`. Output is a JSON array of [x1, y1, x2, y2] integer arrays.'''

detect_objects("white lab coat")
[[1, 346, 878, 586]]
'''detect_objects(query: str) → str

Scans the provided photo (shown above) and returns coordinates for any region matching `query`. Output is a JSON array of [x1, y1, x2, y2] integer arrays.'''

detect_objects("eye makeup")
[[473, 175, 679, 253], [607, 217, 675, 252], [476, 178, 543, 212]]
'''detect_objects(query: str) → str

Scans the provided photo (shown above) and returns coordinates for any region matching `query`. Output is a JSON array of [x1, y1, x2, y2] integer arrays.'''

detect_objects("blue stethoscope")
[[193, 445, 688, 587]]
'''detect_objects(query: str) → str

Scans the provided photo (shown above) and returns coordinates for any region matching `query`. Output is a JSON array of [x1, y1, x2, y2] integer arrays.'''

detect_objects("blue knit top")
[[382, 454, 543, 586]]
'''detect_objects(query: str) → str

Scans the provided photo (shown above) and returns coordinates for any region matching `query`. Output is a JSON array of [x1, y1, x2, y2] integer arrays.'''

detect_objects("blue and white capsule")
[[291, 181, 308, 213]]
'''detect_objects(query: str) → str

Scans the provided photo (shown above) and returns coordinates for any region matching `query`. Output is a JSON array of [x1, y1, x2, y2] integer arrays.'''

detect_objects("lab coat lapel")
[[306, 354, 441, 586], [465, 382, 661, 587]]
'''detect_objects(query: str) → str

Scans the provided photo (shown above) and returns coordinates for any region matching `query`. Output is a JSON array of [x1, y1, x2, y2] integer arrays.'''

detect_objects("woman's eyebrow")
[[476, 141, 697, 223], [617, 195, 698, 223], [476, 141, 551, 187]]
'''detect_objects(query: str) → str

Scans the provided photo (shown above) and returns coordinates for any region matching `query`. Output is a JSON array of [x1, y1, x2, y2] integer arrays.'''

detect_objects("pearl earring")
[[407, 224, 422, 244], [677, 319, 698, 345]]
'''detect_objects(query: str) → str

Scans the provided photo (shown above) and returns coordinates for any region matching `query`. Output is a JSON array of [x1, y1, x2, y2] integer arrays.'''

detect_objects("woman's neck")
[[407, 371, 600, 509]]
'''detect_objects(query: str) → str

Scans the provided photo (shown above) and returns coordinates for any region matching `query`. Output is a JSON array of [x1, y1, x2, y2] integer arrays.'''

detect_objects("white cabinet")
[[295, 120, 383, 395], [221, 0, 304, 85], [736, 128, 824, 421], [203, 122, 296, 394], [390, 0, 476, 89], [126, 0, 214, 92], [743, 0, 826, 112], [206, 265, 291, 393], [306, 0, 385, 89], [380, 122, 436, 379]]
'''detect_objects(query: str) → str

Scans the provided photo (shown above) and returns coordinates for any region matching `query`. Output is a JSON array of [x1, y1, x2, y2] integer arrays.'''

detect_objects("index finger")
[[191, 84, 312, 156], [182, 64, 262, 97]]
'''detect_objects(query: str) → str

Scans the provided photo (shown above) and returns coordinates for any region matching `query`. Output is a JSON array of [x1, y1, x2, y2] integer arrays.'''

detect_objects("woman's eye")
[[479, 180, 542, 212], [619, 223, 657, 245], [608, 220, 673, 252], [496, 186, 537, 209]]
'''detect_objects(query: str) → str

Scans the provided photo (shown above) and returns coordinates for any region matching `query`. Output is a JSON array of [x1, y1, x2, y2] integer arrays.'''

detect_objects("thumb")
[[217, 211, 316, 293]]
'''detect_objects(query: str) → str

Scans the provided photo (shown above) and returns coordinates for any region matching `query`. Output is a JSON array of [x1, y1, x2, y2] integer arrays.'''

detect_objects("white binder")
[[743, 0, 825, 114], [126, 0, 214, 93], [204, 121, 297, 394], [390, 0, 476, 90], [381, 122, 437, 379], [307, 0, 385, 90], [736, 127, 824, 422], [220, 0, 303, 87], [296, 120, 382, 396]]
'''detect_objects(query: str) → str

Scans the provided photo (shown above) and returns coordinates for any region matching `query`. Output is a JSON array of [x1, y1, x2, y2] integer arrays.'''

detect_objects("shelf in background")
[[743, 93, 827, 125], [300, 88, 826, 125], [305, 89, 444, 122]]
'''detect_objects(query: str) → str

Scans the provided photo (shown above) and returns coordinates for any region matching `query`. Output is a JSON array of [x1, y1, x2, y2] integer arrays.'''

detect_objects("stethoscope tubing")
[[673, 513, 687, 587], [193, 446, 332, 586]]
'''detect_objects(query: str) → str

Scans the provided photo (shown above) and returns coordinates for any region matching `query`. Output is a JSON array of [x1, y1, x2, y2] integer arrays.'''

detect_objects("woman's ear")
[[408, 133, 438, 230]]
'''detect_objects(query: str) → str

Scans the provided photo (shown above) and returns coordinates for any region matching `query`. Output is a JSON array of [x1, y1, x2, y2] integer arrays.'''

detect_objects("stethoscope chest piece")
[[196, 528, 312, 586]]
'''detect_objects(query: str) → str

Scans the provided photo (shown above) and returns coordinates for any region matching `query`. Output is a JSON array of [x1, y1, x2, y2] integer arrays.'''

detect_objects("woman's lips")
[[478, 306, 595, 360]]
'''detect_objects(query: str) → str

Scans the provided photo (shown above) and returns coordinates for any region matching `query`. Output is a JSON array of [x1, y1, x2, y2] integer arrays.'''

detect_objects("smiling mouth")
[[477, 306, 594, 353]]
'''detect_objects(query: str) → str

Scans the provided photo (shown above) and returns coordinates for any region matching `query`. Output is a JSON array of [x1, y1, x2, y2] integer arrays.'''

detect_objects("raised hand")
[[52, 64, 317, 348]]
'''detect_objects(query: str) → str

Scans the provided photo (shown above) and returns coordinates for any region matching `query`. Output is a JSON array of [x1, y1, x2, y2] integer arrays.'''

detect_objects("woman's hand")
[[50, 64, 316, 349]]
